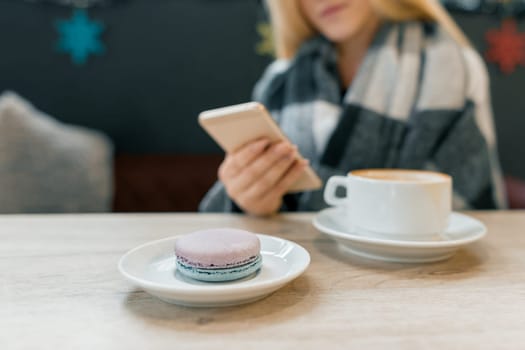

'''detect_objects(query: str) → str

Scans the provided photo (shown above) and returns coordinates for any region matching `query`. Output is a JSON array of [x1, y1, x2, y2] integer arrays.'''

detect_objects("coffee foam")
[[351, 169, 450, 183]]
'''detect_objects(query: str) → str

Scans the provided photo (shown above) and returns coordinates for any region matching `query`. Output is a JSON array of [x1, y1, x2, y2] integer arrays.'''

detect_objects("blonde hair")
[[266, 0, 469, 59]]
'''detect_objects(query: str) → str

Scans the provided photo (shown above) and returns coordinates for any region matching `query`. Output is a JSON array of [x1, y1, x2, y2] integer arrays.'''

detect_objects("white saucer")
[[313, 207, 487, 263], [118, 234, 310, 307]]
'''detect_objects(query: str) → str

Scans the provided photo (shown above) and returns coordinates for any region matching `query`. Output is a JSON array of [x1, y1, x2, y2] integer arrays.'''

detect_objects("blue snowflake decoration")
[[55, 9, 105, 65]]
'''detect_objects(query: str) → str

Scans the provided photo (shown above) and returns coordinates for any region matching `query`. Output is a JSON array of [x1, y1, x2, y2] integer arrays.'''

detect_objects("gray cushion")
[[0, 92, 113, 213]]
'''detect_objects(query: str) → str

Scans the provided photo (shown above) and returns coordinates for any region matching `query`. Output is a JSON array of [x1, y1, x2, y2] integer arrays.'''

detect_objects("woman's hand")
[[218, 138, 309, 216]]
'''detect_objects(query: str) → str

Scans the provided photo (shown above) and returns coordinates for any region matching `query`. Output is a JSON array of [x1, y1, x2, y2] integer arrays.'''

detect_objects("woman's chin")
[[321, 26, 361, 44]]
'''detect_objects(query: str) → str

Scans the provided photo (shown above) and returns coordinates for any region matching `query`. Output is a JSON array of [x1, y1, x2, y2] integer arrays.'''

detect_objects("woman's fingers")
[[241, 148, 298, 199], [227, 141, 295, 195], [237, 159, 309, 216], [263, 158, 309, 199], [238, 158, 308, 210], [218, 138, 270, 180], [217, 138, 309, 216]]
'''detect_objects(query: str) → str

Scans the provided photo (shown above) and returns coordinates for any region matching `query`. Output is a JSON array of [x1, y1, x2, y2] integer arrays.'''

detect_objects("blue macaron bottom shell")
[[177, 255, 263, 282]]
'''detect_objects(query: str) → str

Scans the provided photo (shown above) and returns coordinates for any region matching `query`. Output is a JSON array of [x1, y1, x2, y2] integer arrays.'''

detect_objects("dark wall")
[[454, 14, 525, 180], [0, 3, 524, 178], [0, 0, 271, 154]]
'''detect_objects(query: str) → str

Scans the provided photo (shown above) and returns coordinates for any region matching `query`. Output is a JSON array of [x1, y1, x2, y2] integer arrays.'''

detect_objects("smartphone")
[[199, 102, 322, 193]]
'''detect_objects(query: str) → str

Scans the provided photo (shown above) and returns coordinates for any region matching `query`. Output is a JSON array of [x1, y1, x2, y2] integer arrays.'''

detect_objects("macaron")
[[174, 228, 262, 282]]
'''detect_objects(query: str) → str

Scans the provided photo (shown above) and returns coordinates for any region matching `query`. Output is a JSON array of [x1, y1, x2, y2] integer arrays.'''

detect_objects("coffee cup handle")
[[324, 176, 348, 207]]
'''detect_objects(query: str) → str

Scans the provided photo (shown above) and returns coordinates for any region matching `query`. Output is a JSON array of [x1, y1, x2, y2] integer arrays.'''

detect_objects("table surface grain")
[[2, 211, 525, 350]]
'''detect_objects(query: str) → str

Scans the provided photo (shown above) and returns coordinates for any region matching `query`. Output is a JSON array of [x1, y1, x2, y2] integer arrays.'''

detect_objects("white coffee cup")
[[324, 169, 452, 238]]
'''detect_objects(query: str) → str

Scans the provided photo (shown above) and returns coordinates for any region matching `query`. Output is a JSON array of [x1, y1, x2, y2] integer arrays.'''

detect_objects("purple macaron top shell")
[[174, 228, 261, 268]]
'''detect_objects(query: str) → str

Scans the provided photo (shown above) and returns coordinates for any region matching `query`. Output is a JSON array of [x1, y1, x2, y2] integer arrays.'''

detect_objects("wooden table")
[[2, 212, 525, 349]]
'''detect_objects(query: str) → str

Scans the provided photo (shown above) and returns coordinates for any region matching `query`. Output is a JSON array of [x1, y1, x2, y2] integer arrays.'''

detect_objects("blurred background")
[[1, 0, 525, 211]]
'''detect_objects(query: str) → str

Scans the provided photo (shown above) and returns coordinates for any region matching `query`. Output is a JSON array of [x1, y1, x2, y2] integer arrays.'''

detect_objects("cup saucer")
[[118, 234, 310, 307], [312, 207, 487, 263]]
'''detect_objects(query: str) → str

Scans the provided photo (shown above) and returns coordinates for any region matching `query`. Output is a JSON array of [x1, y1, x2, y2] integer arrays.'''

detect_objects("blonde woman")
[[200, 0, 506, 216]]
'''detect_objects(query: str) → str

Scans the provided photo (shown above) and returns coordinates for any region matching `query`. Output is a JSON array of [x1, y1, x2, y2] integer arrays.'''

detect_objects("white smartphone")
[[199, 102, 322, 193]]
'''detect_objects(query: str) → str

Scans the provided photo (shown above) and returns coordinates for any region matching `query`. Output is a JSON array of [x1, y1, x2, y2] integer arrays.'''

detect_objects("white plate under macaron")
[[118, 234, 310, 307], [313, 207, 487, 263]]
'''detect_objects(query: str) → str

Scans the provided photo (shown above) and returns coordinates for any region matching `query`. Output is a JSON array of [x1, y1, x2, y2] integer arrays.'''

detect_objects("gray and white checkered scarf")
[[200, 21, 506, 213]]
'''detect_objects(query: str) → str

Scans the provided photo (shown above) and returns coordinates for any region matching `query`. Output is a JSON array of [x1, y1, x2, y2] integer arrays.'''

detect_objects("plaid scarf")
[[200, 22, 506, 213]]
